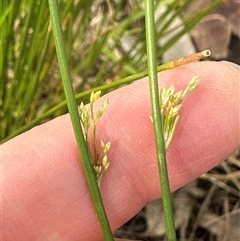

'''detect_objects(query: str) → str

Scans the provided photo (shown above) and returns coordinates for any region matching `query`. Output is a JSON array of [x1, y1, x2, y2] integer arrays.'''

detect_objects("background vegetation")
[[1, 0, 220, 143]]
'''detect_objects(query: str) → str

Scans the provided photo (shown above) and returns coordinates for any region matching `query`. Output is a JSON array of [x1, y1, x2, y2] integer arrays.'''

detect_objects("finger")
[[2, 61, 239, 241]]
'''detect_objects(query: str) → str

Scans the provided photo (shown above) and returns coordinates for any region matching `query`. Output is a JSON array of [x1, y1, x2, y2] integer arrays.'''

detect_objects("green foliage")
[[1, 0, 221, 143]]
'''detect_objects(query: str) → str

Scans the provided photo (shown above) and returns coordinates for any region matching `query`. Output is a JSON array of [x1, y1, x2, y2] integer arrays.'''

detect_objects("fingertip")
[[3, 61, 239, 241]]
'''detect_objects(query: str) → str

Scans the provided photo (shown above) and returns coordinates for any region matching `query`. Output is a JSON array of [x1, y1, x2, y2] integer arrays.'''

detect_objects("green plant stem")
[[144, 0, 177, 240], [47, 0, 114, 240], [1, 56, 195, 144], [2, 0, 221, 143]]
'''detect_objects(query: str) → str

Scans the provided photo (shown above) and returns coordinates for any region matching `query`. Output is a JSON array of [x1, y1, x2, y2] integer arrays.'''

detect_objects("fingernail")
[[221, 61, 240, 71]]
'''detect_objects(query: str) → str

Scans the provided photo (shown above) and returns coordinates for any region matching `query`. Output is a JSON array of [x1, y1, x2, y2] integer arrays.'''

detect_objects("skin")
[[2, 61, 239, 241]]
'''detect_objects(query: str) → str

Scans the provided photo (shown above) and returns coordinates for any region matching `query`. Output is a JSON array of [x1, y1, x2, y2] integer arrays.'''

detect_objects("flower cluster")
[[78, 91, 110, 184], [152, 76, 199, 149]]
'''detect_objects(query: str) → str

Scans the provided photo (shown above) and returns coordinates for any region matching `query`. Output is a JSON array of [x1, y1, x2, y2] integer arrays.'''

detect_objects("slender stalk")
[[47, 0, 114, 240], [2, 0, 220, 143], [1, 49, 210, 144], [144, 0, 177, 240]]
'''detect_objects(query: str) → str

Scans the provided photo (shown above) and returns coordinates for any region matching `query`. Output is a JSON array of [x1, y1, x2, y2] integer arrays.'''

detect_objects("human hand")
[[2, 61, 239, 241]]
